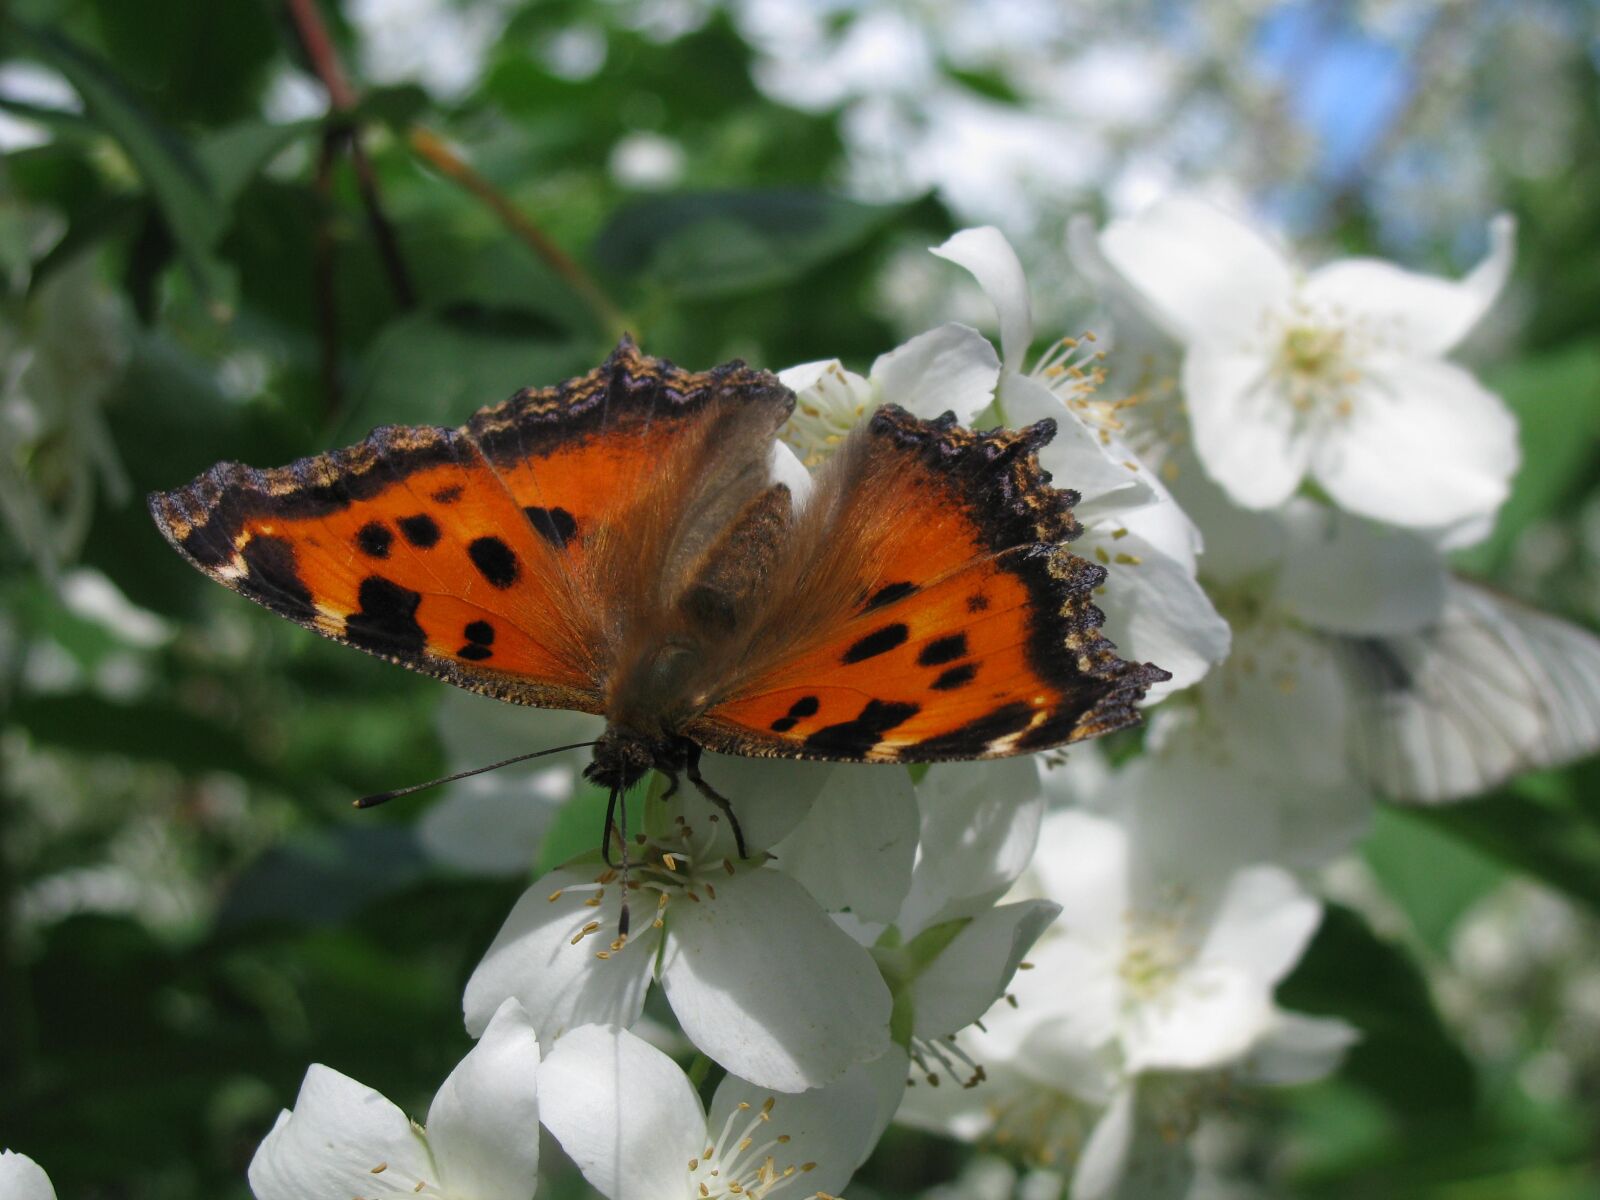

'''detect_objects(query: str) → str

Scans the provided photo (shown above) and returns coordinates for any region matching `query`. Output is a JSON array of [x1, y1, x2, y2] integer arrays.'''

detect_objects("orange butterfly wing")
[[687, 408, 1166, 761], [148, 340, 791, 713]]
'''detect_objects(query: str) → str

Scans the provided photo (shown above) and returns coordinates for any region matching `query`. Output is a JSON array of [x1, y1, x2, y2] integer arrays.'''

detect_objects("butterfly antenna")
[[354, 741, 598, 808]]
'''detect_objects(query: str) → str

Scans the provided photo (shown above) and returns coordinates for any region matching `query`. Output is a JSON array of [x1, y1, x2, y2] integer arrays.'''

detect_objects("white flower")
[[1087, 195, 1518, 531], [417, 691, 604, 876], [248, 998, 542, 1200], [932, 226, 1231, 695], [463, 754, 898, 1093], [898, 802, 1355, 1196], [778, 322, 1000, 468], [1164, 470, 1600, 805], [537, 1024, 907, 1200], [0, 1151, 57, 1200]]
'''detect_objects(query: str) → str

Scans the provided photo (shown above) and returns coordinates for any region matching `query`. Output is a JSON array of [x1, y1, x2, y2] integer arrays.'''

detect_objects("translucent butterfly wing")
[[1338, 580, 1600, 802]]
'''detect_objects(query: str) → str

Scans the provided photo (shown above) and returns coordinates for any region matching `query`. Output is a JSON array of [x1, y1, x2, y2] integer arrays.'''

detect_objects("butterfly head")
[[584, 726, 687, 791]]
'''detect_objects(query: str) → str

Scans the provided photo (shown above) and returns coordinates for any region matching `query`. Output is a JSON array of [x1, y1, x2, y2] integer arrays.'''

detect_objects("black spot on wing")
[[966, 592, 990, 613], [238, 535, 315, 621], [842, 623, 909, 665], [932, 663, 978, 691], [356, 521, 392, 558], [399, 513, 441, 548], [918, 633, 968, 667], [431, 485, 463, 504], [467, 536, 520, 589], [457, 619, 496, 660], [911, 702, 1035, 757], [804, 699, 920, 757], [866, 581, 918, 610], [345, 576, 426, 658], [524, 506, 578, 549], [769, 695, 821, 733]]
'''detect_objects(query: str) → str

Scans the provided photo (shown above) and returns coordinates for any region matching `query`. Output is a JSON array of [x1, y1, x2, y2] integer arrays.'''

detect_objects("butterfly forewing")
[[147, 340, 792, 715]]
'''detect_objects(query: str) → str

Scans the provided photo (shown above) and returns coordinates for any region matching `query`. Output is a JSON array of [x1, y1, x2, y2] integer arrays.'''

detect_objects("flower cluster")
[[219, 195, 1599, 1200]]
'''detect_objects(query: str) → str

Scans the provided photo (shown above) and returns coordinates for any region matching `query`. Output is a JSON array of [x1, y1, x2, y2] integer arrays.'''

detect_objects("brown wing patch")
[[464, 337, 791, 581], [690, 406, 1166, 761]]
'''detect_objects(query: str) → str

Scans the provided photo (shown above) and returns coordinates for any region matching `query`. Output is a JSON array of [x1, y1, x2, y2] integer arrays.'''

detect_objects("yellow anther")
[[371, 1163, 388, 1174], [547, 889, 564, 902], [1113, 553, 1142, 566]]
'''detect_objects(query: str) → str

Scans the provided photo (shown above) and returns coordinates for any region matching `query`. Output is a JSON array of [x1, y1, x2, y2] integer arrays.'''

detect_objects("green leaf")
[[1280, 903, 1476, 1122], [9, 693, 280, 783], [1405, 780, 1600, 916], [594, 190, 899, 300], [218, 827, 433, 929], [195, 119, 315, 209], [1363, 804, 1506, 956], [10, 21, 229, 302], [338, 307, 595, 438], [1455, 341, 1600, 576]]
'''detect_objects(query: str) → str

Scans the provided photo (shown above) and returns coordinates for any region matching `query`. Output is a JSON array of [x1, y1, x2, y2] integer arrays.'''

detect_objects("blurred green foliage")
[[1, 1, 1598, 1198]]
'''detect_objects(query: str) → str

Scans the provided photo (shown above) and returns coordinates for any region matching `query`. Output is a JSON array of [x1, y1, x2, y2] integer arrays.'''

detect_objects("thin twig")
[[281, 0, 416, 310], [312, 128, 343, 418], [408, 126, 627, 336]]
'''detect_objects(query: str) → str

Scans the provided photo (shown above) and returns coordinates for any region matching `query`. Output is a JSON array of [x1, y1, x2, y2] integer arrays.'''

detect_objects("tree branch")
[[408, 126, 627, 336], [281, 0, 416, 311]]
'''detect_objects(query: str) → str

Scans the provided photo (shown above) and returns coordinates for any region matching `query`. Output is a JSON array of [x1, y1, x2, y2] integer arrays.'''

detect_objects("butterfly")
[[149, 338, 1167, 859]]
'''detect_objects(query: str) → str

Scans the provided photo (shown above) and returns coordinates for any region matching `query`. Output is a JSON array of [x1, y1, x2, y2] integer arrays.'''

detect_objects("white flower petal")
[[1182, 349, 1310, 510], [769, 763, 917, 923], [1275, 503, 1447, 636], [1163, 457, 1290, 584], [418, 776, 561, 877], [1116, 737, 1369, 873], [870, 322, 1000, 424], [768, 439, 816, 509], [1070, 1085, 1136, 1200], [910, 900, 1059, 1039], [664, 752, 830, 859], [1195, 623, 1356, 791], [777, 359, 836, 393], [1310, 354, 1518, 530], [932, 226, 1034, 372], [1122, 964, 1274, 1073], [1240, 1010, 1360, 1086], [1000, 373, 1154, 511], [462, 868, 654, 1045], [1196, 865, 1322, 990], [1096, 197, 1294, 346], [247, 1065, 434, 1200], [1302, 214, 1514, 357], [0, 1152, 56, 1200], [1079, 524, 1229, 698], [706, 1048, 909, 1198], [427, 999, 542, 1200], [1028, 810, 1128, 943], [1005, 938, 1123, 1073], [538, 1025, 705, 1200], [897, 757, 1045, 938], [659, 868, 892, 1092]]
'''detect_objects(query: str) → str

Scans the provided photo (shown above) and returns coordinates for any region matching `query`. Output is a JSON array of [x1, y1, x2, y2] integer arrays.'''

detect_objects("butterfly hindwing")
[[689, 406, 1167, 762]]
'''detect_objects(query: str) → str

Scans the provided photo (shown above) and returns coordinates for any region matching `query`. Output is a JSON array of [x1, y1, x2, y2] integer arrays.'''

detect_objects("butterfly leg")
[[685, 743, 749, 860], [599, 785, 633, 940], [659, 768, 680, 800]]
